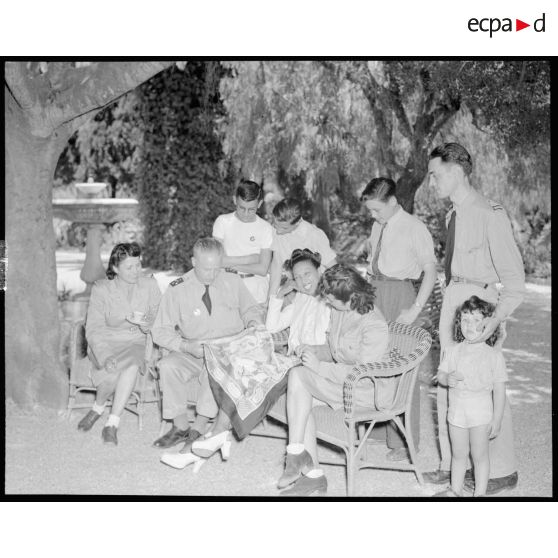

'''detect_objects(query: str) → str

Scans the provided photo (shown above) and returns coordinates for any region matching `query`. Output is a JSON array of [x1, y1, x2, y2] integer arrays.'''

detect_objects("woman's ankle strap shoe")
[[280, 475, 327, 496], [77, 410, 102, 432], [277, 450, 314, 489]]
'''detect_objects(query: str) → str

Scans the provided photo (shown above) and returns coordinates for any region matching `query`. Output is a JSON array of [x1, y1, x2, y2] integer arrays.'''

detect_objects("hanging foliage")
[[137, 62, 233, 271]]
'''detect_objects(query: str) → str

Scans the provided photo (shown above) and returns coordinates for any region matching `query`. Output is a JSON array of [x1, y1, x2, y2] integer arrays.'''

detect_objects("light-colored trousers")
[[437, 282, 516, 477], [158, 351, 219, 421]]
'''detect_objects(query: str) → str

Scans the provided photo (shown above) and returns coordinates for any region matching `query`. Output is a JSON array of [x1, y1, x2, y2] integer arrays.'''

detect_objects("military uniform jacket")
[[151, 269, 262, 352], [85, 276, 162, 367], [447, 189, 525, 319]]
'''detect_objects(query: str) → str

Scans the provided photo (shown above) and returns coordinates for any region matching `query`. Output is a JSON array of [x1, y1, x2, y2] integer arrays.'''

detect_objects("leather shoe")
[[464, 471, 518, 495], [102, 425, 118, 445], [179, 429, 202, 454], [424, 468, 473, 485], [152, 426, 191, 449], [280, 475, 328, 496], [77, 410, 102, 432], [277, 450, 314, 489]]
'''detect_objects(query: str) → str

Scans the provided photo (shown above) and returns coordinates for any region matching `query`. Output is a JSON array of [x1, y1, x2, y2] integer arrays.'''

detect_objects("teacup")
[[132, 311, 146, 322]]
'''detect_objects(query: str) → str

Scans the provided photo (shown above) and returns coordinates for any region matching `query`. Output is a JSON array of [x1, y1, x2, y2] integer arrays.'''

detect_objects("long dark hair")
[[453, 295, 501, 347], [318, 263, 376, 314], [106, 242, 141, 280]]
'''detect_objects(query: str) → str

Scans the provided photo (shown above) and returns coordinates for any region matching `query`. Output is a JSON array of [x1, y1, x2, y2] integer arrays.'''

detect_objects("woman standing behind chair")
[[78, 242, 161, 445], [279, 264, 389, 496], [361, 177, 437, 461]]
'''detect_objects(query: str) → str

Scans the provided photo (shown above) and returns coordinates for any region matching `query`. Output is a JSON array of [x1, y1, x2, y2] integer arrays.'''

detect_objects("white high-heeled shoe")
[[160, 451, 205, 472], [191, 430, 231, 460]]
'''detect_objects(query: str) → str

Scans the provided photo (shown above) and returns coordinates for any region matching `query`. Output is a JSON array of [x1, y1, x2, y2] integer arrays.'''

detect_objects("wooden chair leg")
[[66, 392, 76, 420], [347, 423, 356, 496], [393, 416, 423, 486]]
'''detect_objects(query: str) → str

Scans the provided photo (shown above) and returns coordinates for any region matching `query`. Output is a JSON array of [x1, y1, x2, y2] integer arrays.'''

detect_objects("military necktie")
[[202, 284, 212, 315], [445, 210, 456, 286], [371, 222, 387, 276]]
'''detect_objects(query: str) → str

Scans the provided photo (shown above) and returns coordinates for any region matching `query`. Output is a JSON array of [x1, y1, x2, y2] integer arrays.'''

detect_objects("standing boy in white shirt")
[[212, 180, 273, 305]]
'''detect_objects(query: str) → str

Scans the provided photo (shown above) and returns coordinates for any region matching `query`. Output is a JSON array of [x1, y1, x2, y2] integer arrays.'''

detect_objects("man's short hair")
[[360, 177, 397, 203], [272, 198, 302, 224], [193, 237, 224, 257], [429, 142, 473, 176], [236, 179, 263, 202]]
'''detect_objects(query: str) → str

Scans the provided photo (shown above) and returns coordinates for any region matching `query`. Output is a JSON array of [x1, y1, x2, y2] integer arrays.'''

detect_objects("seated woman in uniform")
[[77, 242, 161, 446], [277, 264, 389, 496], [265, 248, 331, 359]]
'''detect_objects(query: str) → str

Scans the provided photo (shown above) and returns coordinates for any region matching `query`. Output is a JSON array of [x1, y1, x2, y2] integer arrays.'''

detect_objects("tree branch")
[[4, 62, 37, 110], [51, 61, 173, 128]]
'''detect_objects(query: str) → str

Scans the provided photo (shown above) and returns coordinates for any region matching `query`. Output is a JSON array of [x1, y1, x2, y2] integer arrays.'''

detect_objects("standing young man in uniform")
[[424, 142, 525, 494], [150, 237, 263, 450]]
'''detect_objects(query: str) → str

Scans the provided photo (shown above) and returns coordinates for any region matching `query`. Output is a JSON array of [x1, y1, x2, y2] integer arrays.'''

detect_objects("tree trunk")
[[396, 144, 430, 213], [312, 165, 337, 240], [5, 90, 72, 409]]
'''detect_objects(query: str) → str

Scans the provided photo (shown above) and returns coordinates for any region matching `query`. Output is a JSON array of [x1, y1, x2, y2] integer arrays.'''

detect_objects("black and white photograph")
[[4, 58, 551, 499]]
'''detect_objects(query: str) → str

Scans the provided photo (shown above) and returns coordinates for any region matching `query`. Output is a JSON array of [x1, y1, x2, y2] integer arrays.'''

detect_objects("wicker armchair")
[[66, 319, 161, 430], [267, 321, 432, 496]]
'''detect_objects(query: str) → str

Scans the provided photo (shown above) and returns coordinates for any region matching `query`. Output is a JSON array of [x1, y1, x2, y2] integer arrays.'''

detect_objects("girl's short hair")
[[453, 295, 501, 346], [272, 198, 302, 225], [285, 248, 322, 272], [236, 179, 263, 202], [360, 177, 397, 203], [318, 263, 376, 315], [106, 242, 141, 279]]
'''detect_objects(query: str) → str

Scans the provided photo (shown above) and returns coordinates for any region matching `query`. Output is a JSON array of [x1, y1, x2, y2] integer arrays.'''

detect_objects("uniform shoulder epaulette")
[[170, 277, 184, 287], [489, 200, 504, 212]]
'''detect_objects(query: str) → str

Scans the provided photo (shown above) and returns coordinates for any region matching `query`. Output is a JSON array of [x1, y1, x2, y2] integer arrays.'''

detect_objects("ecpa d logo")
[[468, 13, 545, 37]]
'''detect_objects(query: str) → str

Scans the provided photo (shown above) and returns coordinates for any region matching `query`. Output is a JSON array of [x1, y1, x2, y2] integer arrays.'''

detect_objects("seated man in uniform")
[[151, 237, 264, 450]]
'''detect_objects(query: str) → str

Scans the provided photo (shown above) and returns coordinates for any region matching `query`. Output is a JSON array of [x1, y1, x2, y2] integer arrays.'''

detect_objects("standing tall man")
[[151, 237, 263, 451], [424, 142, 525, 495]]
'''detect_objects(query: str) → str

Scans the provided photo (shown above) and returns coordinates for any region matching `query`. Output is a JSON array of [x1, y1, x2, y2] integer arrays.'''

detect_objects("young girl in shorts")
[[435, 295, 508, 497]]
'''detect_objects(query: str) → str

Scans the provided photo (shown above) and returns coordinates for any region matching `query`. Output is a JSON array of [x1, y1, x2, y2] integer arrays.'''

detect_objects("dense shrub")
[[137, 63, 233, 272]]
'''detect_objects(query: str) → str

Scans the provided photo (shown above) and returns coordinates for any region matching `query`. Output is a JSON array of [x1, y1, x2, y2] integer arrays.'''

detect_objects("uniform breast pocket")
[[456, 235, 484, 255]]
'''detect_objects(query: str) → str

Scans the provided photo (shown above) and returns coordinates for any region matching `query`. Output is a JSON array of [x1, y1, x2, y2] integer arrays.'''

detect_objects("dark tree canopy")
[[137, 62, 233, 271]]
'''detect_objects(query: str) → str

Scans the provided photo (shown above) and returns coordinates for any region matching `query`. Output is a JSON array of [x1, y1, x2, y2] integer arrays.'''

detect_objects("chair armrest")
[[342, 326, 432, 418]]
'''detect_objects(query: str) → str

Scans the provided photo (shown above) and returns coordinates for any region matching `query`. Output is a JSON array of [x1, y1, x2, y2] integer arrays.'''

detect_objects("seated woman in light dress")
[[77, 242, 161, 446], [265, 248, 331, 359], [278, 264, 389, 496]]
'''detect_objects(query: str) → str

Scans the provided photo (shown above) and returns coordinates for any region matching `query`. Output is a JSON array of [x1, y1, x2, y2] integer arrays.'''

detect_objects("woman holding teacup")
[[78, 242, 161, 445]]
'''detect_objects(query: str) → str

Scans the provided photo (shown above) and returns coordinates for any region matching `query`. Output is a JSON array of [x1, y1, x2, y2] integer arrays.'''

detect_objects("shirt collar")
[[452, 188, 474, 210], [385, 205, 403, 227]]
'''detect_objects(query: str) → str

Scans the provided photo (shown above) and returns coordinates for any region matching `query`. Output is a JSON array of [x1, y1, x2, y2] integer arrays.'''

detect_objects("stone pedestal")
[[52, 198, 139, 301], [76, 224, 106, 300]]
